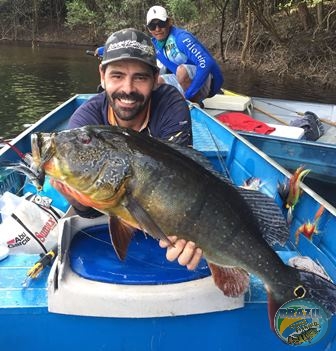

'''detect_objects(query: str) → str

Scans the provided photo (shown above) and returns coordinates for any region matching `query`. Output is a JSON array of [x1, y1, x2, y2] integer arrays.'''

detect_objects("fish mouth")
[[31, 132, 56, 171]]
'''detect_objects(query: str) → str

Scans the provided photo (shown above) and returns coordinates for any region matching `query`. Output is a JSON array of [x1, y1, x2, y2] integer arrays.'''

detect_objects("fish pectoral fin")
[[108, 215, 135, 261], [126, 194, 173, 247], [208, 263, 250, 297]]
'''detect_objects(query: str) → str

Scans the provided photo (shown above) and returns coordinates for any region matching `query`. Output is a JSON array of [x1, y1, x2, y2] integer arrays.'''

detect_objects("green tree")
[[66, 0, 99, 40], [0, 0, 44, 45], [166, 0, 198, 23]]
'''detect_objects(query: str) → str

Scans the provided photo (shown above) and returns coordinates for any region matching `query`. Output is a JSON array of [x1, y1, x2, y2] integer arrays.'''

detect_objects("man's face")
[[100, 60, 157, 121], [148, 19, 170, 41]]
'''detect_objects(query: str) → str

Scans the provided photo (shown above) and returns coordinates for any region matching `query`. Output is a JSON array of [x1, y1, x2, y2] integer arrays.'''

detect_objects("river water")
[[1, 42, 335, 140], [0, 43, 99, 139]]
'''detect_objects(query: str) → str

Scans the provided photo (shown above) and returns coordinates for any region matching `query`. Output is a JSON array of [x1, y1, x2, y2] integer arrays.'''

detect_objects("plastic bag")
[[0, 191, 64, 254], [23, 175, 70, 213]]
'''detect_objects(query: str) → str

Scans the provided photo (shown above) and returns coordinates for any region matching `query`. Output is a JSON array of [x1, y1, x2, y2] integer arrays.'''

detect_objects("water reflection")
[[222, 64, 336, 104], [0, 42, 335, 139], [0, 43, 99, 138]]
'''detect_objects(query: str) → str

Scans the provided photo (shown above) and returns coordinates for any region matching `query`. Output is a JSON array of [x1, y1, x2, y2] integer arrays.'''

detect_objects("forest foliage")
[[0, 0, 335, 86]]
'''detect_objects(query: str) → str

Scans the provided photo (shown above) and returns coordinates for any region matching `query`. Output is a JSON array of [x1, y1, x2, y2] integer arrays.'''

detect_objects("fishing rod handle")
[[85, 50, 96, 56]]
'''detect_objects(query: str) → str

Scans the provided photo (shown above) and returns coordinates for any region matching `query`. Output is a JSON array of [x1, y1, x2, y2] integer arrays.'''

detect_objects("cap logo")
[[106, 40, 154, 56]]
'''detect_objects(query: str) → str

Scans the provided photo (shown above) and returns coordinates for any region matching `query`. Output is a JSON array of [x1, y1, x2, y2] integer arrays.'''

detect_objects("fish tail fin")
[[293, 267, 336, 315], [267, 266, 336, 330]]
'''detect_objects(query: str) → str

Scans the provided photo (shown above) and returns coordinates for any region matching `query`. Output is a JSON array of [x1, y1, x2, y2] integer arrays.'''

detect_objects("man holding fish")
[[30, 33, 336, 328], [52, 28, 203, 270]]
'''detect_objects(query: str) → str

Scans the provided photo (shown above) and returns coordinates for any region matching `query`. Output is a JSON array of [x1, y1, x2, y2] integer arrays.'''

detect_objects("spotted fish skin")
[[31, 125, 336, 317]]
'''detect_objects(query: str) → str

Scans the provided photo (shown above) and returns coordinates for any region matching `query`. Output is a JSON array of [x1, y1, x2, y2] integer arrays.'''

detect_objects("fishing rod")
[[253, 106, 289, 125], [0, 138, 33, 166], [189, 103, 232, 181], [85, 49, 96, 57], [257, 99, 336, 127], [22, 245, 58, 287], [258, 99, 306, 116], [85, 49, 103, 60]]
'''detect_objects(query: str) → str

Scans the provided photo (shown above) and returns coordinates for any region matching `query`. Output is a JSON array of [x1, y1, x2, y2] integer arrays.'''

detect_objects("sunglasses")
[[147, 20, 168, 31]]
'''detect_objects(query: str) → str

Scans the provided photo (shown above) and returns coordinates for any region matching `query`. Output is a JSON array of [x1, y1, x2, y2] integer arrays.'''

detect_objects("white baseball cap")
[[146, 6, 168, 25]]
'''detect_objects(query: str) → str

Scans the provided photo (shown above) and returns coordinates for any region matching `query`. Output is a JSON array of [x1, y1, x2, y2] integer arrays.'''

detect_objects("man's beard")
[[107, 91, 149, 121]]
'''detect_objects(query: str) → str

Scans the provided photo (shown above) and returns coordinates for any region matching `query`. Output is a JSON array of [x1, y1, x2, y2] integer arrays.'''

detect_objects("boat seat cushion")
[[203, 94, 252, 111], [69, 225, 211, 285]]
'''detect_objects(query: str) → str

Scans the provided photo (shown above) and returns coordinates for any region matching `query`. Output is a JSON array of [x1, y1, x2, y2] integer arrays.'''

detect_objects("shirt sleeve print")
[[177, 32, 214, 99]]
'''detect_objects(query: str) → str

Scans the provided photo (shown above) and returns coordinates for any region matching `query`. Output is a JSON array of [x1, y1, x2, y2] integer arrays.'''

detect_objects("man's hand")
[[159, 236, 203, 270]]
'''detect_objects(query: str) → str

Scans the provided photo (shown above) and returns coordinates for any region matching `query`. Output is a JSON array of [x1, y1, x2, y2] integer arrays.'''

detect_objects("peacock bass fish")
[[31, 125, 336, 327]]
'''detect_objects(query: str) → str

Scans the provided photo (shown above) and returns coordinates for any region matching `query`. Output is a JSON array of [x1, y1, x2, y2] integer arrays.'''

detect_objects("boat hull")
[[1, 94, 336, 350], [2, 253, 335, 351], [0, 303, 305, 350], [201, 92, 336, 207]]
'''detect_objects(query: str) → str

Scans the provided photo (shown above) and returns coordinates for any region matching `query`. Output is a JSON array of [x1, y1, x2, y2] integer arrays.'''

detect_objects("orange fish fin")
[[266, 291, 282, 332], [208, 263, 250, 297], [108, 215, 135, 261]]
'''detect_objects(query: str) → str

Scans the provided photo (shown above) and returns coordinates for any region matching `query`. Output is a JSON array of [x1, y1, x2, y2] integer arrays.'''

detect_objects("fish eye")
[[78, 133, 91, 144]]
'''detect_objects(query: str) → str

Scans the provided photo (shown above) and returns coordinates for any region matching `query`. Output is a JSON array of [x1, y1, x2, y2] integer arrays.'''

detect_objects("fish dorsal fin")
[[162, 141, 233, 182], [237, 188, 289, 247], [125, 193, 173, 247], [161, 141, 216, 173], [108, 215, 135, 260], [208, 263, 250, 297]]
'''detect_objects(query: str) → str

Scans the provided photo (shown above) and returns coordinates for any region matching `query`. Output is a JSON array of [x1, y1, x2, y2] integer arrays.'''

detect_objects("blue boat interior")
[[1, 94, 336, 284], [1, 95, 336, 350], [68, 222, 296, 302], [1, 95, 336, 280], [70, 225, 211, 285]]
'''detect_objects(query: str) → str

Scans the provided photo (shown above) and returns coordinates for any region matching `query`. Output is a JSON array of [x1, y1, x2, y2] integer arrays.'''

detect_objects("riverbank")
[[190, 12, 336, 92]]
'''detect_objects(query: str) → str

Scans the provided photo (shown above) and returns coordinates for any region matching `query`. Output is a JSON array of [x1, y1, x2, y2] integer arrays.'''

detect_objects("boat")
[[201, 91, 336, 206], [0, 94, 335, 350]]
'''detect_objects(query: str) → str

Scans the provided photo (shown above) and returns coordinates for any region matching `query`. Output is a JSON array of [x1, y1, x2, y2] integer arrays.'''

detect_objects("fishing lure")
[[0, 139, 45, 190], [240, 177, 262, 191], [1, 161, 45, 191], [278, 166, 310, 223], [295, 205, 325, 245]]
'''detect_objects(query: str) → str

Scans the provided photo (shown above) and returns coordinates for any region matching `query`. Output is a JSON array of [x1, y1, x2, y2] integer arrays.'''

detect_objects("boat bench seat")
[[267, 123, 305, 139], [201, 95, 305, 140], [203, 94, 252, 112], [45, 215, 300, 318]]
